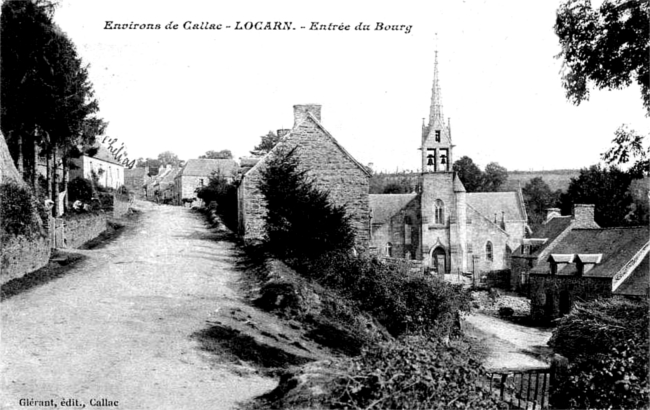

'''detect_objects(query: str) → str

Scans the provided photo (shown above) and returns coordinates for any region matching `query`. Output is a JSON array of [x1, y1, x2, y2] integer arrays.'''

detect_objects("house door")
[[559, 290, 572, 316], [544, 290, 555, 319], [431, 247, 446, 274]]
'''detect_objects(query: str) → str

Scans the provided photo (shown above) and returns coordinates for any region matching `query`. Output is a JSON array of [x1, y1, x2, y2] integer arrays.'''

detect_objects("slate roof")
[[86, 143, 123, 166], [179, 159, 239, 177], [370, 194, 417, 225], [614, 254, 650, 296], [516, 216, 573, 257], [159, 167, 181, 190], [466, 191, 526, 221], [530, 226, 649, 278]]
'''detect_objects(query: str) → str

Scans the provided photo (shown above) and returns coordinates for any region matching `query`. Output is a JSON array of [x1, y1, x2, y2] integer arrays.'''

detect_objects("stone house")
[[237, 104, 371, 250], [174, 159, 239, 205], [124, 166, 149, 198], [369, 53, 528, 277], [510, 205, 600, 289], [69, 143, 124, 189], [527, 223, 649, 322]]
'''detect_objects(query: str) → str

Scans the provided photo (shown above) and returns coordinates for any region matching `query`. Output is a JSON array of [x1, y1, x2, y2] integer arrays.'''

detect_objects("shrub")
[[326, 337, 507, 410], [68, 177, 93, 202], [0, 182, 40, 237], [196, 171, 237, 229], [304, 251, 471, 337], [258, 147, 354, 260], [549, 298, 649, 410]]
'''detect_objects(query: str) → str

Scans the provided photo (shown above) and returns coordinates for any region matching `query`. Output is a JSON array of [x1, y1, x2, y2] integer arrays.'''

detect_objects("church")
[[370, 53, 528, 275]]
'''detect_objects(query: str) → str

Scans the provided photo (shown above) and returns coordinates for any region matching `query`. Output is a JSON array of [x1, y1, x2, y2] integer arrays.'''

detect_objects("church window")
[[434, 199, 444, 224], [385, 242, 393, 257], [440, 154, 447, 165], [435, 130, 441, 142], [486, 241, 493, 261], [426, 154, 434, 166], [404, 216, 412, 245]]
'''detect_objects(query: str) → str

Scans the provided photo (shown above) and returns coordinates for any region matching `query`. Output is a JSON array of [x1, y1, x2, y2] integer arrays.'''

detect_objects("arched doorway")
[[431, 247, 447, 275]]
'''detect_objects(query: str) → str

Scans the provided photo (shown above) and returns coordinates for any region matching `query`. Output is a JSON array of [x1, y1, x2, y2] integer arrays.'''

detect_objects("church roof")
[[466, 192, 526, 222], [370, 194, 417, 225], [530, 226, 649, 278]]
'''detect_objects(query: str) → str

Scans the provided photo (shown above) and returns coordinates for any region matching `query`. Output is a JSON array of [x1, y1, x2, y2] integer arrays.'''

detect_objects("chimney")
[[545, 208, 561, 222], [572, 204, 596, 228], [277, 129, 290, 139], [293, 104, 321, 127]]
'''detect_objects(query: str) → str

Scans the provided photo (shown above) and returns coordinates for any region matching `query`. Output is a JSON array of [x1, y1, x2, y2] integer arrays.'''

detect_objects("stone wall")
[[0, 235, 51, 285], [239, 105, 370, 250], [62, 213, 107, 249], [529, 273, 612, 322]]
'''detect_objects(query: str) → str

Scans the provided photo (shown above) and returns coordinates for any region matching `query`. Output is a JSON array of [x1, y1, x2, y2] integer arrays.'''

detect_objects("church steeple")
[[422, 50, 452, 173], [429, 51, 444, 128]]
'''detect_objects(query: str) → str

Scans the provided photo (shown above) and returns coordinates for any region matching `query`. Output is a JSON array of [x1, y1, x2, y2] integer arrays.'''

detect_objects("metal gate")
[[484, 367, 551, 409]]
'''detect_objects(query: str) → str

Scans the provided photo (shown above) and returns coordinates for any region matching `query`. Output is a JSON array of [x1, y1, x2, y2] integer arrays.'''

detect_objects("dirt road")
[[1, 203, 275, 410], [464, 313, 553, 370]]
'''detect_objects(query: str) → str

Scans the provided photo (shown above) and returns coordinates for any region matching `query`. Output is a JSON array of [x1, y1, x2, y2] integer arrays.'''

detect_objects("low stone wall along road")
[[1, 202, 276, 410]]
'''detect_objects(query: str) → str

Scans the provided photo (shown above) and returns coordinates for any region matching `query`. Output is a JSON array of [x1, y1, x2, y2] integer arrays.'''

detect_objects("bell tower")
[[421, 51, 453, 173]]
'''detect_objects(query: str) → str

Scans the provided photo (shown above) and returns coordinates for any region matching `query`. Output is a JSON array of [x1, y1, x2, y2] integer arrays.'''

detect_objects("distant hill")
[[500, 170, 580, 192]]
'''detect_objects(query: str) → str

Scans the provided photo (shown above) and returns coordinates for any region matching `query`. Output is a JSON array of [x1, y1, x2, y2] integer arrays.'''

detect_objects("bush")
[[549, 298, 649, 410], [0, 182, 40, 237], [258, 147, 354, 260], [196, 171, 237, 230], [68, 177, 93, 202], [326, 337, 507, 409], [303, 251, 471, 337]]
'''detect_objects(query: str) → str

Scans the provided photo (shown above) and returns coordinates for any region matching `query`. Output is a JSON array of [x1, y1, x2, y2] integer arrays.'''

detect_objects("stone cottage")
[[174, 159, 239, 205], [527, 223, 649, 322], [237, 104, 371, 250], [69, 143, 124, 189], [369, 52, 528, 276]]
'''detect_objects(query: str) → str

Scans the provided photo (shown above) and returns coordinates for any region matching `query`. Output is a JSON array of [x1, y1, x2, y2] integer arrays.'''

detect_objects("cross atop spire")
[[429, 50, 444, 127]]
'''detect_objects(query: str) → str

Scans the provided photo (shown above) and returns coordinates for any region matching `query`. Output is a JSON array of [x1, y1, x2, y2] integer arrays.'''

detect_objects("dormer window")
[[548, 254, 575, 275], [575, 254, 602, 276]]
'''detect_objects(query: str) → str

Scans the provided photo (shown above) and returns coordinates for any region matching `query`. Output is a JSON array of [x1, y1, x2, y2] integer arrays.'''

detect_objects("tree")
[[555, 0, 649, 114], [258, 147, 355, 260], [250, 130, 280, 156], [196, 170, 237, 229], [157, 151, 181, 167], [482, 162, 508, 192], [560, 164, 636, 227], [199, 149, 232, 159], [452, 156, 484, 192], [602, 124, 649, 177], [522, 177, 562, 229]]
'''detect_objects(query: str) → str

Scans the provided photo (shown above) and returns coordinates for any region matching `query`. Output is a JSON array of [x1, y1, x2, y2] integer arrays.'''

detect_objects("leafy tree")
[[452, 156, 484, 192], [482, 162, 508, 192], [560, 164, 636, 226], [555, 0, 649, 114], [602, 124, 649, 178], [157, 151, 181, 166], [250, 130, 280, 156], [522, 177, 562, 229], [258, 147, 355, 260], [199, 149, 232, 159]]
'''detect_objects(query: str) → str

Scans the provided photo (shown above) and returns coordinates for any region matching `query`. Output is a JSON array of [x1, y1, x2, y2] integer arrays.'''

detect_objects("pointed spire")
[[429, 50, 444, 126]]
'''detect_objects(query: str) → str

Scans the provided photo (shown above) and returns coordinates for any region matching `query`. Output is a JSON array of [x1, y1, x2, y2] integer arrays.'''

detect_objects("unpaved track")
[[1, 203, 275, 410], [464, 313, 553, 370]]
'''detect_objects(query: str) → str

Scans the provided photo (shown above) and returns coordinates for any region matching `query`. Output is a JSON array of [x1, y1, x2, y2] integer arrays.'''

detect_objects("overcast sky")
[[52, 0, 648, 172]]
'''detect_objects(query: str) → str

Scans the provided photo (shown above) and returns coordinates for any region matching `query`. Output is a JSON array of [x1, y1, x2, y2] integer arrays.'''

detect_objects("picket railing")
[[484, 367, 551, 409]]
